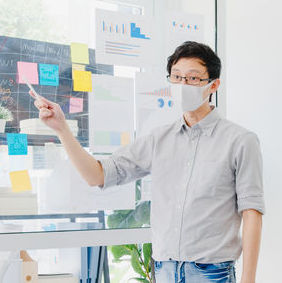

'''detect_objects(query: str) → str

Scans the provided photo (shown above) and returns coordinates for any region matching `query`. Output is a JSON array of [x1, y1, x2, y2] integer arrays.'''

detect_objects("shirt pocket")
[[192, 160, 234, 196]]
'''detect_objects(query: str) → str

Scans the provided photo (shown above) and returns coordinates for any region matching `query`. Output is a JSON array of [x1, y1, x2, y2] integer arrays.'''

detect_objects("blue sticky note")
[[110, 132, 121, 146], [7, 133, 28, 155], [39, 64, 59, 86]]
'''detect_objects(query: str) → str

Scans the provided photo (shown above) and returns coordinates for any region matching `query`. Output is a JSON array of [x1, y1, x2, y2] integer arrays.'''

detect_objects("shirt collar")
[[175, 107, 221, 137]]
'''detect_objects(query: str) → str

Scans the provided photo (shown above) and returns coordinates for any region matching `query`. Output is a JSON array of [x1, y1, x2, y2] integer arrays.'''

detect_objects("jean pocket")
[[194, 261, 234, 272]]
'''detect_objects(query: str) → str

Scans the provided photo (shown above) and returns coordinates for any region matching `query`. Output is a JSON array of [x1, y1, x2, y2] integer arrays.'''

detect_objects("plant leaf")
[[143, 243, 152, 270], [107, 201, 151, 229], [110, 245, 132, 260], [131, 249, 147, 278], [124, 244, 137, 251]]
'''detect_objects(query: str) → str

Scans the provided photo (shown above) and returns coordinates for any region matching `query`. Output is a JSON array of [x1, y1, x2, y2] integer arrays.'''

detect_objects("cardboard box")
[[22, 261, 38, 283]]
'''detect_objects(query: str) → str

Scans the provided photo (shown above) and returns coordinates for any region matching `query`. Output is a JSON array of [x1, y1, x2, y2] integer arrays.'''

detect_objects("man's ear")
[[210, 79, 220, 93]]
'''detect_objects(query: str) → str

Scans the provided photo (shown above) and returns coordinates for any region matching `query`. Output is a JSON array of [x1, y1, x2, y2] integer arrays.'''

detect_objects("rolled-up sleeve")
[[98, 134, 154, 190], [234, 132, 265, 215]]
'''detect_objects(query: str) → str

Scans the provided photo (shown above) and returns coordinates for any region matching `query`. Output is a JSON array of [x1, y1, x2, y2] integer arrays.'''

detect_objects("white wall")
[[224, 1, 282, 282]]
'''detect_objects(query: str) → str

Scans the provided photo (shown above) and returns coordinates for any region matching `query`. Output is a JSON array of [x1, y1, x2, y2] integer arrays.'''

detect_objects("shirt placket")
[[174, 127, 201, 260]]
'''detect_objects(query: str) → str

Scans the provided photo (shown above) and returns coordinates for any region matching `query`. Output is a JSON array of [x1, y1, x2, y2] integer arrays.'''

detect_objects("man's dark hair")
[[167, 41, 221, 79]]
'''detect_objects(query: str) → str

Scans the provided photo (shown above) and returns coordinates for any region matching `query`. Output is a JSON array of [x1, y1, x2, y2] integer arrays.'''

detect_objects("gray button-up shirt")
[[98, 108, 265, 263]]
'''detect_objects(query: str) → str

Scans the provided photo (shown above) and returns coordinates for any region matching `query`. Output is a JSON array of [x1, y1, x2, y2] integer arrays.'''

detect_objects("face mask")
[[171, 81, 214, 112]]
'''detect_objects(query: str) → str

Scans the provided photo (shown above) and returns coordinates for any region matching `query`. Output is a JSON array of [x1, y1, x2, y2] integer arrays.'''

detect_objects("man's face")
[[170, 57, 220, 100]]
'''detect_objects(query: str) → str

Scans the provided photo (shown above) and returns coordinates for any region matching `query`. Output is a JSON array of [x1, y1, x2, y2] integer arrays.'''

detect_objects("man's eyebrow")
[[171, 68, 202, 74]]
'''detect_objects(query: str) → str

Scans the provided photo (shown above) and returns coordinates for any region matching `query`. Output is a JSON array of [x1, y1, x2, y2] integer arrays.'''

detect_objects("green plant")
[[107, 180, 152, 282], [110, 243, 152, 283], [0, 105, 13, 121]]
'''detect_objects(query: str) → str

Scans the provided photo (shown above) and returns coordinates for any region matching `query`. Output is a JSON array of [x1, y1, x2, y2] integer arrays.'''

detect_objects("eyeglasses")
[[167, 74, 213, 85]]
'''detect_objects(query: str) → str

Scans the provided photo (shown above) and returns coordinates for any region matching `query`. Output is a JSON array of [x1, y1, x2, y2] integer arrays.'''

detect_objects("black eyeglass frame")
[[166, 74, 215, 84]]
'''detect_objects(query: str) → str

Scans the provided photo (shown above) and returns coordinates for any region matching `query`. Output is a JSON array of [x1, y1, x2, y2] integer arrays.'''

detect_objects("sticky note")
[[94, 131, 110, 145], [69, 97, 84, 113], [9, 170, 32, 192], [71, 42, 89, 64], [121, 132, 130, 145], [110, 132, 121, 145], [39, 64, 59, 86], [73, 70, 92, 92], [17, 61, 38, 84], [7, 133, 28, 155]]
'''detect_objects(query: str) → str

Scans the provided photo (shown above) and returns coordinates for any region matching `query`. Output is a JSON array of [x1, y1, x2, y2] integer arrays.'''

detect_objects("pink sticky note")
[[69, 97, 83, 113], [17, 61, 39, 85]]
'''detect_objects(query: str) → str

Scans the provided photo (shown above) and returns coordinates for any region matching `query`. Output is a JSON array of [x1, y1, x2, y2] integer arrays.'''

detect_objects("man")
[[32, 41, 265, 283]]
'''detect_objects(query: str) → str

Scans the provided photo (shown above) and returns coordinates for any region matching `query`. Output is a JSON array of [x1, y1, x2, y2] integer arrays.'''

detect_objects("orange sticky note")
[[121, 132, 130, 145], [9, 170, 32, 192], [73, 70, 92, 92]]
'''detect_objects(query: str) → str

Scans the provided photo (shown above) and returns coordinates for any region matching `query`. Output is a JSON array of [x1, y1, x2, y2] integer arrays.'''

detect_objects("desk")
[[0, 227, 151, 251], [0, 213, 152, 283], [0, 212, 152, 250]]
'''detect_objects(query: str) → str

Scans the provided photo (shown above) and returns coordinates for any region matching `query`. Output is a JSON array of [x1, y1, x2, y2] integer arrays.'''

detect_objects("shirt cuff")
[[97, 158, 118, 190], [237, 194, 265, 215]]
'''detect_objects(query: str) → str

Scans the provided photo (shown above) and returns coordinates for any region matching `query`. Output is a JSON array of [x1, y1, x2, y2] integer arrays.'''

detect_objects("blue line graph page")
[[165, 12, 204, 58], [95, 9, 156, 67]]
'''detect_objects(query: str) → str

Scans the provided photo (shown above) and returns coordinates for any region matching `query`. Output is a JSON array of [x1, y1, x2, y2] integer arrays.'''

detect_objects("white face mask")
[[171, 82, 214, 112]]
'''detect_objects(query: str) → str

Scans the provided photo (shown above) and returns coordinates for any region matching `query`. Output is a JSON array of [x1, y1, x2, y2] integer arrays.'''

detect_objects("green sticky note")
[[70, 42, 89, 64], [94, 131, 111, 145]]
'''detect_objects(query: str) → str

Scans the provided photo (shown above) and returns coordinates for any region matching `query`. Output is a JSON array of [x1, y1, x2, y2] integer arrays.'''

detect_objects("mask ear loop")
[[206, 80, 216, 105], [201, 80, 216, 106]]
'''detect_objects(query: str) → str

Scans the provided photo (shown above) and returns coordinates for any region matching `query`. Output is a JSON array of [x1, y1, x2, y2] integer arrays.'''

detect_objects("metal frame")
[[0, 228, 152, 251], [216, 0, 227, 117]]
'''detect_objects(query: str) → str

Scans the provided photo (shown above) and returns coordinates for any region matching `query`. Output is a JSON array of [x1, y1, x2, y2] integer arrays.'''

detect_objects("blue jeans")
[[154, 260, 236, 283]]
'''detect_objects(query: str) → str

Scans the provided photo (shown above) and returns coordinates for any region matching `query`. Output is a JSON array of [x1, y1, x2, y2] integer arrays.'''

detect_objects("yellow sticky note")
[[71, 43, 89, 64], [9, 170, 32, 192], [73, 70, 92, 92], [121, 132, 130, 145]]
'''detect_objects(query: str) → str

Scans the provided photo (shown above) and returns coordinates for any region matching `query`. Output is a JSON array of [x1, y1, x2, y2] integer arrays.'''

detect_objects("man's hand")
[[30, 90, 68, 134]]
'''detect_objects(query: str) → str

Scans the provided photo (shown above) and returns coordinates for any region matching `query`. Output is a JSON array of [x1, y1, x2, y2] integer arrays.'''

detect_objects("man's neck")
[[183, 103, 213, 127]]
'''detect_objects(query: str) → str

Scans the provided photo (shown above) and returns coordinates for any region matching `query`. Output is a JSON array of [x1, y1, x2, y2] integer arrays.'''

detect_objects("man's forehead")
[[171, 58, 207, 73]]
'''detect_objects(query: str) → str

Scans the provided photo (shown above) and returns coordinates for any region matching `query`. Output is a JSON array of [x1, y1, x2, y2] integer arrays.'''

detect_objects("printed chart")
[[95, 9, 156, 67], [89, 74, 134, 153], [165, 12, 204, 57], [135, 72, 181, 137]]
